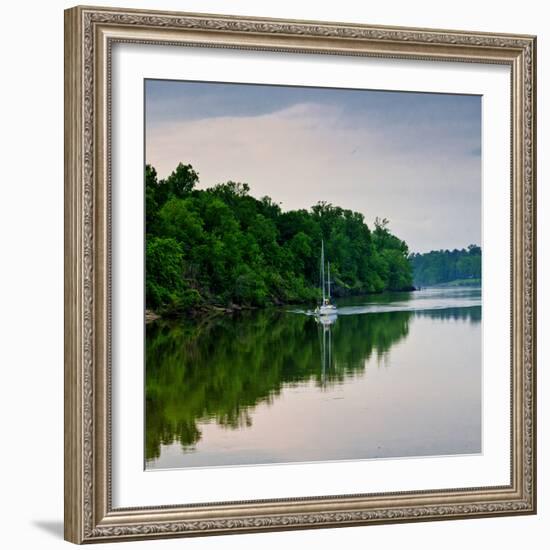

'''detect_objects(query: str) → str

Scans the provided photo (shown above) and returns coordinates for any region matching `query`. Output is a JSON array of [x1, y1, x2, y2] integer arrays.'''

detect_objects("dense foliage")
[[409, 245, 482, 287], [146, 162, 413, 314]]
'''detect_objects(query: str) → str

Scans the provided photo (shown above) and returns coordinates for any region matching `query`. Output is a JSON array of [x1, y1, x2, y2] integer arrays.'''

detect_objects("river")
[[145, 286, 481, 470]]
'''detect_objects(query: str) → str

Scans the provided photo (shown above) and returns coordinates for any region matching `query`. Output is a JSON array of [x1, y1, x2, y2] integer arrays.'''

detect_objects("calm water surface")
[[146, 287, 481, 469]]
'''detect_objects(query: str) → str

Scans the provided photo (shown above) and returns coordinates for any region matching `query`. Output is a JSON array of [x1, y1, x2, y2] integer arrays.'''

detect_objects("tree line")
[[409, 245, 481, 287], [146, 162, 413, 315]]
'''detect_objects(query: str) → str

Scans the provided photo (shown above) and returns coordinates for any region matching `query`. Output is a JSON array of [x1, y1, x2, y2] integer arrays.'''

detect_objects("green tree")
[[410, 245, 482, 286], [165, 162, 199, 198], [145, 162, 415, 314]]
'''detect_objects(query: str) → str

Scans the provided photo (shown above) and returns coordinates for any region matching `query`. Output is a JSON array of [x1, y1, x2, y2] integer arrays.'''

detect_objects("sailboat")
[[315, 240, 338, 319]]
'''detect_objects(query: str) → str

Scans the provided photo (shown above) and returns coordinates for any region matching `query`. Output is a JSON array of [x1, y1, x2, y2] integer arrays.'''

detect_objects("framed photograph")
[[64, 5, 537, 544]]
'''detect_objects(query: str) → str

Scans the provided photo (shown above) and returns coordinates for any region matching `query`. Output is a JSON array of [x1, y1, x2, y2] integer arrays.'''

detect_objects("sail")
[[320, 240, 325, 302], [317, 240, 337, 315], [328, 262, 331, 299]]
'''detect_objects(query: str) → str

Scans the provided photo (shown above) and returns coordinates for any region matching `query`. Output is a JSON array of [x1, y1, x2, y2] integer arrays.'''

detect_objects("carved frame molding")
[[64, 6, 536, 544]]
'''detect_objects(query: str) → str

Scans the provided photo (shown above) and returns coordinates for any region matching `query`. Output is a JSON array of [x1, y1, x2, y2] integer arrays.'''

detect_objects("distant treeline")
[[146, 162, 413, 315], [409, 245, 481, 287]]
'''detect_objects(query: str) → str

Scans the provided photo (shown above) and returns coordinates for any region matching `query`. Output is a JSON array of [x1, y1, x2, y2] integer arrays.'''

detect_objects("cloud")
[[146, 102, 480, 253]]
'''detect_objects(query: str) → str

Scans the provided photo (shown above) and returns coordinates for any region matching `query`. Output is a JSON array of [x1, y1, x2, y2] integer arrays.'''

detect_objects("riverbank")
[[146, 286, 419, 322], [145, 302, 261, 323]]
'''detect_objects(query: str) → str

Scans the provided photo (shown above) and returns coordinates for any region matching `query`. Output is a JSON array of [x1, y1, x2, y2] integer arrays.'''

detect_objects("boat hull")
[[316, 305, 337, 316]]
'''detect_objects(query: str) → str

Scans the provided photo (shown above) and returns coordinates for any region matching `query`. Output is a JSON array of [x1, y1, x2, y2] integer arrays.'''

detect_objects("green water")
[[146, 287, 481, 469]]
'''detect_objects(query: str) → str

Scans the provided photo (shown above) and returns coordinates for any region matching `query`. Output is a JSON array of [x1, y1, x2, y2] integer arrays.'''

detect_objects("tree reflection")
[[416, 306, 481, 323], [145, 305, 480, 461]]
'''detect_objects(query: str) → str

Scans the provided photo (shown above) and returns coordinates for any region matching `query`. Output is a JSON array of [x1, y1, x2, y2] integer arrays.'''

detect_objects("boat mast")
[[321, 240, 326, 303], [327, 261, 331, 300]]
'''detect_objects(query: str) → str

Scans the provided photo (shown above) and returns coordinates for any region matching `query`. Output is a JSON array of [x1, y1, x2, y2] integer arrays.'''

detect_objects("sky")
[[145, 79, 481, 253]]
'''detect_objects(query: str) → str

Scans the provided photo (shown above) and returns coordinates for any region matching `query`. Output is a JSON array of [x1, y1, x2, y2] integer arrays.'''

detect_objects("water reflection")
[[146, 308, 411, 460], [146, 287, 481, 468], [317, 314, 336, 387]]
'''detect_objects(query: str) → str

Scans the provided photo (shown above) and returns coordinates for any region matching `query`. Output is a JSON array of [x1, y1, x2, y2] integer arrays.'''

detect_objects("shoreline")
[[145, 286, 419, 323]]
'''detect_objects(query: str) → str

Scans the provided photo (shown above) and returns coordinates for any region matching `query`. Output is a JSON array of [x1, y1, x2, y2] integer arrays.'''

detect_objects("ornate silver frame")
[[64, 5, 537, 544]]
